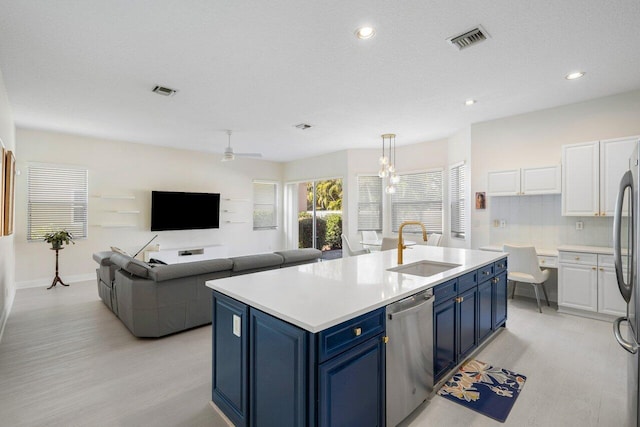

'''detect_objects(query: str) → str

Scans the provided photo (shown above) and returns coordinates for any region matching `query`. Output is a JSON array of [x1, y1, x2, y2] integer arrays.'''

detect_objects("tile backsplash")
[[488, 194, 616, 248]]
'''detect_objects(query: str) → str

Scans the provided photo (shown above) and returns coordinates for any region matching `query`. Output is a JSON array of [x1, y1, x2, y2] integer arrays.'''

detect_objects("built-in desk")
[[479, 245, 559, 268]]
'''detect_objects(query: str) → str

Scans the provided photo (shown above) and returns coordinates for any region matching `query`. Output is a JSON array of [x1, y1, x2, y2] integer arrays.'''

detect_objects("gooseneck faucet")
[[397, 221, 428, 265]]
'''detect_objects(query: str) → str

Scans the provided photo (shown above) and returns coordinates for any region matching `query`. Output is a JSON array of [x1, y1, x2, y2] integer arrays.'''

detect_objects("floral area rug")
[[437, 359, 527, 423]]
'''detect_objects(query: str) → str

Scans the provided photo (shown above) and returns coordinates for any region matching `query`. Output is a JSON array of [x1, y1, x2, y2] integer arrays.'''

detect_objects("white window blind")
[[391, 170, 443, 233], [450, 163, 466, 239], [253, 181, 277, 230], [357, 175, 382, 231], [28, 165, 88, 241]]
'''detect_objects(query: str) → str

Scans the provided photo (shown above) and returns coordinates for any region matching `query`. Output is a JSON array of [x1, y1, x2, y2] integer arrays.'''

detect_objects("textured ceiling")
[[0, 1, 639, 161]]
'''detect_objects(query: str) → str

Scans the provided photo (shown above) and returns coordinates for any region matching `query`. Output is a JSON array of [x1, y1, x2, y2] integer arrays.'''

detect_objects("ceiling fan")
[[221, 130, 263, 162]]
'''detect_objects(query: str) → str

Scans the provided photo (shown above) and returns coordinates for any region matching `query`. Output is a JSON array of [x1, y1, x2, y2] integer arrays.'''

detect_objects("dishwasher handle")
[[388, 295, 434, 320]]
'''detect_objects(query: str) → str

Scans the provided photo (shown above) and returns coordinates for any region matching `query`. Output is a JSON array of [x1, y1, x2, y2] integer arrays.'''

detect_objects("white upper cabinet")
[[600, 136, 637, 216], [487, 166, 560, 196], [562, 136, 638, 217]]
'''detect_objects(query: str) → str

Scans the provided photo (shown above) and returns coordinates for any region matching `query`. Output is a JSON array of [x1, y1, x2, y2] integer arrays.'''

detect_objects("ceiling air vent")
[[447, 26, 489, 51], [295, 123, 312, 130], [152, 85, 177, 96]]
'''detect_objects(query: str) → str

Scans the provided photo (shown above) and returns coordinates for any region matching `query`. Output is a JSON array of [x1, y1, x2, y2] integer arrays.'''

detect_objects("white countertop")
[[206, 246, 505, 333], [556, 244, 614, 255], [480, 245, 559, 257]]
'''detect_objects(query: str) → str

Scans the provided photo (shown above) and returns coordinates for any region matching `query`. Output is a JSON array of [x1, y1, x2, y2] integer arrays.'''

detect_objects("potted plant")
[[44, 230, 75, 250]]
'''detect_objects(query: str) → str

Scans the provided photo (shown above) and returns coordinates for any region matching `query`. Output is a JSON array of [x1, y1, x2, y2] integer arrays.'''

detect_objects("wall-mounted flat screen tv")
[[151, 191, 220, 231]]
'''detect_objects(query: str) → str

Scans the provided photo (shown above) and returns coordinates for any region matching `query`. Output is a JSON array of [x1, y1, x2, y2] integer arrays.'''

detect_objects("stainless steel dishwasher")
[[386, 289, 435, 427]]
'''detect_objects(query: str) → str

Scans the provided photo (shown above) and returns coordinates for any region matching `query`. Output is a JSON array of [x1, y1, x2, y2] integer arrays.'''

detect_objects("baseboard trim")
[[16, 273, 95, 289], [0, 287, 16, 344], [557, 306, 620, 322], [209, 401, 234, 427]]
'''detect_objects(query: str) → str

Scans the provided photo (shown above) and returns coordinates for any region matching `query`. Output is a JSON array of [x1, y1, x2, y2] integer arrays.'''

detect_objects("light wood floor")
[[0, 281, 628, 427]]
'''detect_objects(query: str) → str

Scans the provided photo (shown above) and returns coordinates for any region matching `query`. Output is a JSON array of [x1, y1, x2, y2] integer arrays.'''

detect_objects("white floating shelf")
[[111, 210, 140, 214], [94, 195, 136, 200], [223, 198, 250, 202], [225, 221, 247, 224]]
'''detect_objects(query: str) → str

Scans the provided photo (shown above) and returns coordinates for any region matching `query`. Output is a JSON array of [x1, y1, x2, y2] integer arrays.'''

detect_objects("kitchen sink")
[[387, 260, 461, 277]]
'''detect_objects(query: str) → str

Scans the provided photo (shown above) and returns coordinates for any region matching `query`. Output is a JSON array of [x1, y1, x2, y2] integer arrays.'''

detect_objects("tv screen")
[[151, 191, 220, 231]]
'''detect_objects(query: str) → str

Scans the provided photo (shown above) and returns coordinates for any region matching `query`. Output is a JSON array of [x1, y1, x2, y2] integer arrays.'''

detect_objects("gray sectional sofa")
[[93, 248, 322, 337]]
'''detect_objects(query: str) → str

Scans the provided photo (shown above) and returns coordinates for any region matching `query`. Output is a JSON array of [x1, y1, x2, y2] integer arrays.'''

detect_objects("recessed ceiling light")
[[355, 27, 375, 40], [565, 71, 585, 80], [465, 99, 476, 106]]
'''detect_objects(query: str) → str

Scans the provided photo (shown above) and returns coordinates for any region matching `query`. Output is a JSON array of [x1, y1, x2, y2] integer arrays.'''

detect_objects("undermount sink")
[[387, 260, 461, 277]]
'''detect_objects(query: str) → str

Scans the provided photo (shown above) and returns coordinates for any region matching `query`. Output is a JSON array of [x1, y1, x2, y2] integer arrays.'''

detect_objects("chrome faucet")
[[397, 221, 428, 265]]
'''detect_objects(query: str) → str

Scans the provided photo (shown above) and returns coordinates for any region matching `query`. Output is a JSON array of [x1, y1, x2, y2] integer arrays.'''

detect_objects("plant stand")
[[47, 248, 69, 289]]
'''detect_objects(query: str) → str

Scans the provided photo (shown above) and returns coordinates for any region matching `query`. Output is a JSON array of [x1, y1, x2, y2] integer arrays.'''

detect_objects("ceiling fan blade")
[[234, 152, 263, 158]]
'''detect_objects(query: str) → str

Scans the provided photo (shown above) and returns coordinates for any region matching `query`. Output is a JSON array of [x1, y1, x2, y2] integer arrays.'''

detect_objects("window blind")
[[450, 163, 466, 239], [391, 170, 443, 233], [357, 175, 382, 231], [253, 181, 277, 230], [28, 165, 88, 240]]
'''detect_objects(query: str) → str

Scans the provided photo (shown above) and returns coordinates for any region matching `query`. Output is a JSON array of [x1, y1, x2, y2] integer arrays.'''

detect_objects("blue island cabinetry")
[[212, 256, 507, 426], [433, 258, 508, 382], [212, 291, 385, 427]]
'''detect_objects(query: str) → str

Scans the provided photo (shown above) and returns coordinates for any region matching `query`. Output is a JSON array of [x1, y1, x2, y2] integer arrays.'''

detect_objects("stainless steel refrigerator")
[[614, 141, 640, 427]]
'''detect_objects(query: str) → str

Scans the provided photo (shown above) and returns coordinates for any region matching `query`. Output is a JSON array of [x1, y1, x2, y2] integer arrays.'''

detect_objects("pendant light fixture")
[[378, 133, 399, 194]]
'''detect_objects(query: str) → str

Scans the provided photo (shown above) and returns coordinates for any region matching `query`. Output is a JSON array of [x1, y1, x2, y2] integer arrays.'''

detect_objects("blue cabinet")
[[249, 309, 310, 427], [212, 291, 385, 426], [493, 271, 508, 329], [212, 292, 249, 427], [318, 335, 385, 427], [432, 257, 507, 382], [434, 296, 457, 380], [478, 279, 493, 342]]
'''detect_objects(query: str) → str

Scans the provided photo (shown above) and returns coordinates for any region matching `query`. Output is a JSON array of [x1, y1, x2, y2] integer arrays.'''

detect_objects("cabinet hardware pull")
[[599, 268, 604, 271], [382, 336, 389, 344], [595, 213, 599, 216], [575, 257, 580, 260], [592, 267, 597, 270], [455, 297, 464, 303], [602, 213, 606, 216], [483, 271, 490, 275], [354, 327, 362, 336]]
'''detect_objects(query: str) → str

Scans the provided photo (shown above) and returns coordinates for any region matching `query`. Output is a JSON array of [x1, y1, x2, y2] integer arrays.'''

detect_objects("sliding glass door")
[[297, 179, 342, 259]]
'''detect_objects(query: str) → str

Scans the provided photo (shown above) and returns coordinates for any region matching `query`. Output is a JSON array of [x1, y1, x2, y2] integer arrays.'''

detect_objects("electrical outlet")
[[500, 219, 506, 228], [576, 221, 584, 230]]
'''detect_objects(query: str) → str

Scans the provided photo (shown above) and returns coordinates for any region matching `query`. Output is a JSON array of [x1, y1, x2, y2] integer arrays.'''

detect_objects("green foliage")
[[306, 179, 343, 211], [298, 216, 326, 249], [43, 230, 75, 248], [324, 213, 343, 249]]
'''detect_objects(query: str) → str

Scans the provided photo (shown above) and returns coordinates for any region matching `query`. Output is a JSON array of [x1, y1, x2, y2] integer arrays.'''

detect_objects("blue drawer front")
[[494, 258, 508, 274], [318, 308, 385, 363], [477, 264, 494, 282], [458, 271, 478, 294], [434, 278, 457, 305]]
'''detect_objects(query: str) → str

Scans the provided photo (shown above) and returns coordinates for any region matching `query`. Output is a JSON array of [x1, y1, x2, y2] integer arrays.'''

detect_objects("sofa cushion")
[[274, 248, 322, 266], [230, 253, 284, 273], [110, 253, 153, 278], [148, 259, 234, 282]]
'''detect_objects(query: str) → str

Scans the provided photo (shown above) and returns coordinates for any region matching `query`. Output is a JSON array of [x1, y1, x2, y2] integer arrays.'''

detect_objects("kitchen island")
[[206, 246, 507, 427]]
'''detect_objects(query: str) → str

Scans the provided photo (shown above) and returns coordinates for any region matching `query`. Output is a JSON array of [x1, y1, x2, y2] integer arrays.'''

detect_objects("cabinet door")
[[318, 335, 385, 427], [457, 286, 478, 360], [598, 267, 627, 316], [600, 136, 637, 216], [433, 299, 456, 381], [521, 165, 561, 195], [562, 141, 599, 216], [477, 280, 493, 343], [487, 169, 520, 196], [249, 309, 309, 427], [493, 272, 508, 328], [558, 263, 598, 311], [212, 292, 249, 427]]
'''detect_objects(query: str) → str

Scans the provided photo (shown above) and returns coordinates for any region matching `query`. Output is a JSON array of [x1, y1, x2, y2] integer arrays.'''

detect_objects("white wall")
[[0, 67, 16, 339], [471, 89, 640, 250], [14, 129, 284, 287]]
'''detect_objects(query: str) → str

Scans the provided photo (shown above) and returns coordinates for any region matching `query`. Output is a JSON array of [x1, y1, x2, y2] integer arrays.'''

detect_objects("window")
[[253, 181, 277, 230], [391, 170, 443, 233], [450, 162, 466, 239], [28, 165, 88, 241], [357, 175, 382, 231]]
